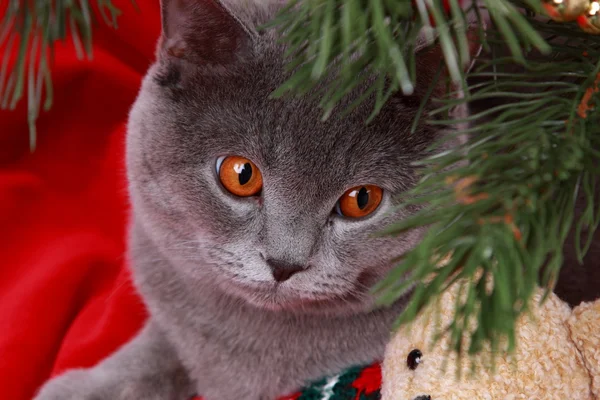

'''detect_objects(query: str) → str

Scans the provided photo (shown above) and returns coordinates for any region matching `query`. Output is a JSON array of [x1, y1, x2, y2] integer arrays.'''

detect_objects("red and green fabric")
[[281, 363, 382, 400], [190, 363, 382, 400]]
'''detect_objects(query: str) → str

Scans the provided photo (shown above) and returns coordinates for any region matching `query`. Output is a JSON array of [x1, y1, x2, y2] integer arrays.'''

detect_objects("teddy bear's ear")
[[568, 299, 600, 398]]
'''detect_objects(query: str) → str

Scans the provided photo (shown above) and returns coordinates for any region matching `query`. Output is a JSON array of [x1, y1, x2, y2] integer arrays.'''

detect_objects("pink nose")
[[266, 259, 305, 282]]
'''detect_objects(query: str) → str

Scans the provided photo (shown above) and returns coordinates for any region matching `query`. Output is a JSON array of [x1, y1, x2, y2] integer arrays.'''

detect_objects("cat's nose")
[[266, 259, 305, 282]]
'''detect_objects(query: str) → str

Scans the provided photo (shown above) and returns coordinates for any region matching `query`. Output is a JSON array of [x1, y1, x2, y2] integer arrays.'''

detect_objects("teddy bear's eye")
[[407, 349, 423, 370]]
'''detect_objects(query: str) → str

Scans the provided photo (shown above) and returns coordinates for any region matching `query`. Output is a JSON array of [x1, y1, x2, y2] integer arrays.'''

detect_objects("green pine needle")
[[269, 0, 550, 120], [0, 0, 131, 151]]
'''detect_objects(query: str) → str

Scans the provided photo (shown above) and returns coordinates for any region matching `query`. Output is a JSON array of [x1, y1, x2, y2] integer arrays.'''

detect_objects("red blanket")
[[0, 3, 382, 399], [1, 2, 158, 398]]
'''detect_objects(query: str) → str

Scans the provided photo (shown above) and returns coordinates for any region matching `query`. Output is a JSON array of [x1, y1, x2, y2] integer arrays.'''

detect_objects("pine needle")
[[0, 0, 132, 151]]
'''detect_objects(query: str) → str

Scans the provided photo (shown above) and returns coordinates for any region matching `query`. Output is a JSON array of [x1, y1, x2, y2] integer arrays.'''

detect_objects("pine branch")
[[0, 0, 131, 151], [379, 23, 600, 356], [266, 0, 551, 119], [272, 1, 600, 359]]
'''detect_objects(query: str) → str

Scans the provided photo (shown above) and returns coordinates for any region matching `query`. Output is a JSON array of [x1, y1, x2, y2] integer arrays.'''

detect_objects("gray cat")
[[34, 1, 477, 399]]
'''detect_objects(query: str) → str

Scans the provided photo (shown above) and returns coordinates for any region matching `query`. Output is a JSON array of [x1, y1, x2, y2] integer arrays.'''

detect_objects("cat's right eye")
[[335, 185, 383, 218], [216, 156, 263, 197]]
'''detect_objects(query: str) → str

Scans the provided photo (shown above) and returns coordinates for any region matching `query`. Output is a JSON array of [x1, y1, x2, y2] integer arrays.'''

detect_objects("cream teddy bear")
[[381, 280, 600, 400]]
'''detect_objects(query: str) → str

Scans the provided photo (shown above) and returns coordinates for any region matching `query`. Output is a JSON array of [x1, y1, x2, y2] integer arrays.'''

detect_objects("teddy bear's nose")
[[414, 396, 431, 400]]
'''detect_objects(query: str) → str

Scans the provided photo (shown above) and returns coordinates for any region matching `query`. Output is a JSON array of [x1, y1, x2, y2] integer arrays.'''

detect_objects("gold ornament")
[[542, 0, 592, 21], [577, 1, 600, 33]]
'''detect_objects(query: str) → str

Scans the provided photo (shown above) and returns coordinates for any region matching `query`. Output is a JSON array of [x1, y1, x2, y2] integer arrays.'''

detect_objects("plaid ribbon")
[[191, 363, 381, 400]]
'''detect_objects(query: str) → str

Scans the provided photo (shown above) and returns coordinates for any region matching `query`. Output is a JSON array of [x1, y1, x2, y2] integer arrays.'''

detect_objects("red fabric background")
[[0, 3, 383, 399], [0, 1, 160, 398]]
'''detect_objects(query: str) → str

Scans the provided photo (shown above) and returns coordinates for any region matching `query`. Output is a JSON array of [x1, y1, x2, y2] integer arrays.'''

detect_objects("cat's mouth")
[[226, 279, 367, 313]]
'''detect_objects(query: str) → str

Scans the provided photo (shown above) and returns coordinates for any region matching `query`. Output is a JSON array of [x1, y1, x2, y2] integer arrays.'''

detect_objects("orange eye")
[[217, 156, 263, 197], [336, 185, 383, 218]]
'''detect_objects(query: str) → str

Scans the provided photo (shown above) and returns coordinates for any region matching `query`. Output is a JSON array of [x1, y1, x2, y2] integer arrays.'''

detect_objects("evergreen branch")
[[268, 0, 551, 119], [0, 0, 129, 151], [373, 25, 600, 356], [271, 0, 600, 361]]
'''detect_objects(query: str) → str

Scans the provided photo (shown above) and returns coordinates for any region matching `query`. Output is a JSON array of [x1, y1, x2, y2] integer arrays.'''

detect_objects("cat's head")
[[127, 0, 476, 314]]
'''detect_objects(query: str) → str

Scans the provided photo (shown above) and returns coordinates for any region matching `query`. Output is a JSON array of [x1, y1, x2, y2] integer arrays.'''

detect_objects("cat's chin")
[[225, 281, 372, 315]]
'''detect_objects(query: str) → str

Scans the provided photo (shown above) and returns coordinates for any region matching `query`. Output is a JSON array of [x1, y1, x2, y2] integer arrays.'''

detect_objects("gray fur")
[[34, 1, 472, 399]]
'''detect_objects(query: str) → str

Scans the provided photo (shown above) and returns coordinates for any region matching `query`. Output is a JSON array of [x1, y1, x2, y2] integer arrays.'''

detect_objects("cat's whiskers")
[[153, 237, 377, 311]]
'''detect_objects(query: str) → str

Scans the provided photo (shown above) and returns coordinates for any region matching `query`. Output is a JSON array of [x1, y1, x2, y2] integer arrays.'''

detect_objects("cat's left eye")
[[216, 156, 263, 197], [335, 185, 383, 218]]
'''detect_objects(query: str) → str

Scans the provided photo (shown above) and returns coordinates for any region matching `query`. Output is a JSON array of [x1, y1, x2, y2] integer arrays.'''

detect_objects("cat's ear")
[[413, 23, 483, 98], [159, 0, 255, 65]]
